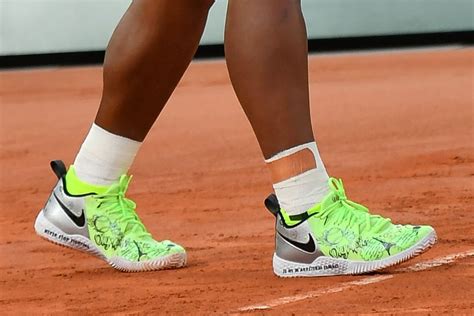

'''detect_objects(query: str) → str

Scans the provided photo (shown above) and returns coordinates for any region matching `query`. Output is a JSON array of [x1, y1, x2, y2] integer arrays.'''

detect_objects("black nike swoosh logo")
[[278, 232, 316, 253], [53, 193, 85, 227]]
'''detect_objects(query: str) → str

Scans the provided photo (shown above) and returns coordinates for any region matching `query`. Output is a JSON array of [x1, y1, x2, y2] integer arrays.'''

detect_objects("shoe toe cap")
[[415, 225, 436, 240], [161, 240, 186, 255]]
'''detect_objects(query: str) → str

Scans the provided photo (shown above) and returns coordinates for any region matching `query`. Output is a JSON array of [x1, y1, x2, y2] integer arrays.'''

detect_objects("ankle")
[[73, 123, 141, 187], [265, 142, 329, 215]]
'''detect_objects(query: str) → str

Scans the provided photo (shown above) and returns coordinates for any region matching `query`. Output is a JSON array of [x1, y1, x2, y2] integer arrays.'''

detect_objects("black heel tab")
[[264, 194, 280, 217], [50, 160, 67, 179]]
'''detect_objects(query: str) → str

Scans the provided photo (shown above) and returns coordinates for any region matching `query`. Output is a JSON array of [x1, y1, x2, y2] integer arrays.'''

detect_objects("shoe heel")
[[34, 210, 100, 256]]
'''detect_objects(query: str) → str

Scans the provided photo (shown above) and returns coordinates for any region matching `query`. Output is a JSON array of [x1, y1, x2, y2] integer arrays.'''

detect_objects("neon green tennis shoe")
[[34, 160, 186, 272], [265, 178, 437, 277]]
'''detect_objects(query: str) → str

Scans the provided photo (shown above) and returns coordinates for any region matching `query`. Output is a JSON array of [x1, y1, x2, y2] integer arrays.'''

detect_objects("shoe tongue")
[[104, 175, 131, 195], [320, 190, 342, 209], [322, 188, 390, 232], [104, 175, 146, 236], [319, 178, 349, 207]]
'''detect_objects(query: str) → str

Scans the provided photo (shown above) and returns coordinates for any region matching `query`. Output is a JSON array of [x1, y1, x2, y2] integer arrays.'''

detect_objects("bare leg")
[[72, 0, 214, 186], [225, 0, 313, 159], [36, 1, 218, 272], [225, 3, 438, 277], [96, 0, 214, 141], [225, 0, 329, 216]]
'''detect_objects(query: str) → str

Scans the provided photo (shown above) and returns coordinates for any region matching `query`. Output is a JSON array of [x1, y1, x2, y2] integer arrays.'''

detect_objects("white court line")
[[238, 275, 394, 312], [397, 250, 474, 272], [237, 249, 474, 313]]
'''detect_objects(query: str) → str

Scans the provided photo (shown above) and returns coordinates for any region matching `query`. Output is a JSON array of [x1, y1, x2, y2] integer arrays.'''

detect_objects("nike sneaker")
[[265, 178, 437, 277], [34, 160, 186, 272]]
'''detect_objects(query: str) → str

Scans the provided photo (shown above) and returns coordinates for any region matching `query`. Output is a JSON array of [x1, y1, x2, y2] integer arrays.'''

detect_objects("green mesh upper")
[[66, 167, 185, 262], [280, 178, 433, 261]]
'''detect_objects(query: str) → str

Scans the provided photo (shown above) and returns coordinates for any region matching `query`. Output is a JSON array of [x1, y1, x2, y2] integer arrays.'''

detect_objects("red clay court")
[[0, 47, 473, 314]]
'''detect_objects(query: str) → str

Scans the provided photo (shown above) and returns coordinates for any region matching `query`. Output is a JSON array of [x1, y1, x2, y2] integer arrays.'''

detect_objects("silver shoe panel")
[[275, 214, 323, 264], [42, 180, 90, 238]]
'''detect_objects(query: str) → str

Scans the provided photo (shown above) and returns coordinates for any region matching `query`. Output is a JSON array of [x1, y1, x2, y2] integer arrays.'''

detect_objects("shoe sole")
[[273, 230, 437, 277], [34, 210, 187, 272]]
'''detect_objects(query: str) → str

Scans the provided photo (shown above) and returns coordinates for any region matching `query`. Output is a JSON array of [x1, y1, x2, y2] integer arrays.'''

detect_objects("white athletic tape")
[[237, 249, 474, 312]]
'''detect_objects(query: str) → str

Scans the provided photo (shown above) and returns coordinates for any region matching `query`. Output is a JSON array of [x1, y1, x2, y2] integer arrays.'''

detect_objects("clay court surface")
[[1, 48, 473, 314]]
